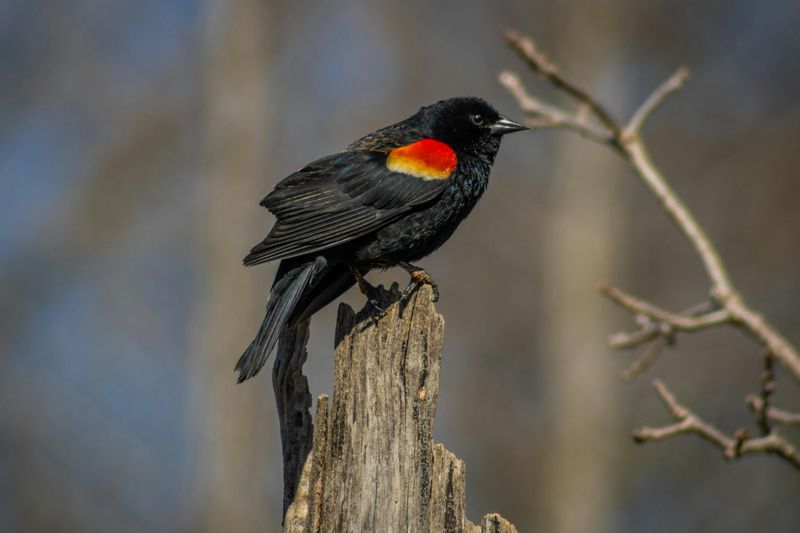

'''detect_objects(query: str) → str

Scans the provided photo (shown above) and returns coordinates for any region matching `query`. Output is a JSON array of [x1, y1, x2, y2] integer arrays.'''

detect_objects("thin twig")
[[498, 71, 613, 144], [747, 397, 800, 426], [633, 380, 733, 447], [599, 283, 731, 331], [619, 335, 669, 381], [624, 67, 689, 137], [609, 300, 715, 351], [754, 350, 776, 435], [633, 380, 800, 469], [609, 321, 662, 350]]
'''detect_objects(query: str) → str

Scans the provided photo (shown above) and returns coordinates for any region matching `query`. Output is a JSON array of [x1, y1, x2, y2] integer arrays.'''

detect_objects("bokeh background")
[[2, 1, 800, 531]]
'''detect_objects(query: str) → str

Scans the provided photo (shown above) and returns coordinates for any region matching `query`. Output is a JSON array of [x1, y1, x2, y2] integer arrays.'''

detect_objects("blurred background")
[[2, 0, 800, 531]]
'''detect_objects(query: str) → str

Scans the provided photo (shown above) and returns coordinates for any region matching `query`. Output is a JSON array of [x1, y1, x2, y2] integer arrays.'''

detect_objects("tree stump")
[[273, 283, 517, 532]]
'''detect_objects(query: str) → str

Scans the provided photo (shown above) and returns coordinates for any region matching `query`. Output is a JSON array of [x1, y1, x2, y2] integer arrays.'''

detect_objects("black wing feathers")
[[244, 151, 448, 265]]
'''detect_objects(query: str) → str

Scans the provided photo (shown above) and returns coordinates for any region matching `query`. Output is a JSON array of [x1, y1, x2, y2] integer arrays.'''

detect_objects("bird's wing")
[[243, 150, 450, 265]]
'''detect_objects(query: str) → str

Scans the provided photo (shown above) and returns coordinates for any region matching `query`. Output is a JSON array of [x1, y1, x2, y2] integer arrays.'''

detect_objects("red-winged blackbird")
[[236, 97, 527, 382]]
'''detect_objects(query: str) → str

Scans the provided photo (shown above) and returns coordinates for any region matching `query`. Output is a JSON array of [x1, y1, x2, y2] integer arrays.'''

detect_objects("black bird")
[[236, 97, 527, 382]]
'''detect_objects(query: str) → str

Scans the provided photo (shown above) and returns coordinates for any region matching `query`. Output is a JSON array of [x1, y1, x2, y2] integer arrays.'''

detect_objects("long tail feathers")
[[235, 259, 319, 383]]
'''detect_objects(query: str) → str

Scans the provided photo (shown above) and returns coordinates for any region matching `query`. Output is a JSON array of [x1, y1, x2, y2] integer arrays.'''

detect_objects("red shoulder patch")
[[386, 139, 457, 180]]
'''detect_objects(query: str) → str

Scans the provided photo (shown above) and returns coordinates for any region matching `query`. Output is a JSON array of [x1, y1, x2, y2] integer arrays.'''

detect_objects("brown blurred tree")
[[537, 7, 626, 533], [189, 1, 279, 531]]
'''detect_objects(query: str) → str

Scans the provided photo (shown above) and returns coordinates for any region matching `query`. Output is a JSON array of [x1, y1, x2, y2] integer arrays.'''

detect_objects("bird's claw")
[[401, 270, 439, 302]]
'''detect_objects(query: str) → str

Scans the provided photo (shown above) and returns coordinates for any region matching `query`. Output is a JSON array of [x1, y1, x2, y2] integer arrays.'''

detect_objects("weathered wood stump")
[[273, 284, 517, 532]]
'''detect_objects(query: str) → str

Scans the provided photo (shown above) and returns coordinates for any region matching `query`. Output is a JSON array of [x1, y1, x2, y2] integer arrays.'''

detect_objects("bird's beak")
[[489, 116, 529, 135]]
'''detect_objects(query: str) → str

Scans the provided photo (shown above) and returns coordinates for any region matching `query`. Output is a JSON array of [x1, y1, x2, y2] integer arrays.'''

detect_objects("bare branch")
[[619, 335, 669, 381], [599, 283, 731, 332], [501, 29, 800, 470], [622, 140, 736, 294], [504, 29, 622, 140], [634, 381, 800, 469], [498, 71, 613, 144], [624, 67, 689, 137], [739, 433, 800, 469], [609, 320, 662, 350], [725, 297, 800, 385], [610, 300, 717, 351], [633, 380, 733, 447], [501, 31, 800, 383]]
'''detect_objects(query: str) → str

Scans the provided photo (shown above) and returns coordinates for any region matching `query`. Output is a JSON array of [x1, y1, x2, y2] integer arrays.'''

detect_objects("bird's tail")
[[235, 258, 321, 383]]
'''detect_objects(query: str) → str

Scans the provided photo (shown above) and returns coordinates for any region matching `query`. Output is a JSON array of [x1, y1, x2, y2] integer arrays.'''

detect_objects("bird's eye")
[[470, 113, 485, 126]]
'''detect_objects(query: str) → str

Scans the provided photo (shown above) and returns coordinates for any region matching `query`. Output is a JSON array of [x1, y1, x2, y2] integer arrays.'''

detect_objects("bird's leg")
[[399, 261, 439, 302], [351, 266, 375, 295], [349, 265, 385, 316]]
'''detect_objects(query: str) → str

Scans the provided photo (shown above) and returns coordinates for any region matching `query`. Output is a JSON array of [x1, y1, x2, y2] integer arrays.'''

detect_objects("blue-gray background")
[[2, 1, 799, 531]]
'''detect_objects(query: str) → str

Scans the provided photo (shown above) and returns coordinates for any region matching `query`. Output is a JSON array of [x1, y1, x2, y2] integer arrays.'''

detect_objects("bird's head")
[[415, 97, 528, 159]]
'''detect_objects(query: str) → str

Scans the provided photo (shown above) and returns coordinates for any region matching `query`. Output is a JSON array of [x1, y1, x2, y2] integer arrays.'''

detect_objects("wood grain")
[[274, 283, 516, 532]]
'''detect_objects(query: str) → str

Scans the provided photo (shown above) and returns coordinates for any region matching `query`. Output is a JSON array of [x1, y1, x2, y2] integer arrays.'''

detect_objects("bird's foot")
[[350, 266, 386, 317], [399, 262, 439, 302]]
